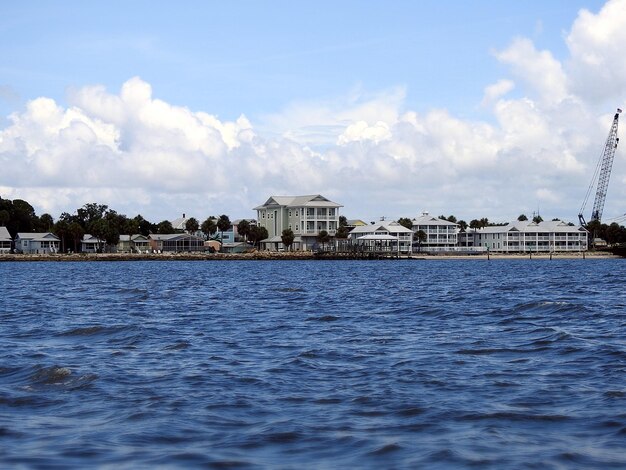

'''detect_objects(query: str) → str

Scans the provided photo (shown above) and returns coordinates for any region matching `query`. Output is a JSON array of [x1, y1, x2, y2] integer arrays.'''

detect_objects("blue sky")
[[1, 0, 624, 223]]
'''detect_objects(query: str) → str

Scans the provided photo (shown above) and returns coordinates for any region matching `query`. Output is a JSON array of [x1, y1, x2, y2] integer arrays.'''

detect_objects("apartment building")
[[254, 195, 342, 250]]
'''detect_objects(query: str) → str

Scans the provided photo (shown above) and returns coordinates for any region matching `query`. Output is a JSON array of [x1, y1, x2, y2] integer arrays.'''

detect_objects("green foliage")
[[217, 214, 231, 234], [201, 217, 217, 238], [397, 217, 413, 230], [281, 229, 295, 250], [248, 225, 268, 247], [532, 215, 543, 223], [185, 217, 199, 233], [236, 219, 251, 241], [317, 230, 330, 244], [157, 220, 174, 234], [335, 225, 349, 239], [518, 214, 528, 221], [457, 220, 468, 230], [338, 215, 348, 227]]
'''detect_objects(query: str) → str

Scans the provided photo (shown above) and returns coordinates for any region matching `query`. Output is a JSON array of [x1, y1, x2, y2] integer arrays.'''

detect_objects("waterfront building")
[[348, 222, 413, 254], [118, 234, 150, 253], [15, 232, 60, 254], [254, 195, 342, 250], [0, 226, 12, 253], [464, 220, 588, 252], [81, 234, 105, 253], [148, 233, 205, 252], [411, 212, 458, 251]]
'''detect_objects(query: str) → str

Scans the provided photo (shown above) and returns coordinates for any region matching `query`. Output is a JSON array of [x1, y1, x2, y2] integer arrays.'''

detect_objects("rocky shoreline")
[[0, 251, 619, 262]]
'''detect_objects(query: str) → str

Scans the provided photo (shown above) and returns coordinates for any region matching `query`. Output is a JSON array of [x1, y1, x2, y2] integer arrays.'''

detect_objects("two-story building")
[[254, 195, 342, 250], [465, 220, 588, 252]]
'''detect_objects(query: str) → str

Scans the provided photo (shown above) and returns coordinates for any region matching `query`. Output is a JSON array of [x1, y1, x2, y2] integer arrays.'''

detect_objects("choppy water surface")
[[1, 259, 626, 468]]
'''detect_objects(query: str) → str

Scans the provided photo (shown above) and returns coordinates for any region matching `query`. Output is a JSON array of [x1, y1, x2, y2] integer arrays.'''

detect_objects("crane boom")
[[578, 109, 621, 227]]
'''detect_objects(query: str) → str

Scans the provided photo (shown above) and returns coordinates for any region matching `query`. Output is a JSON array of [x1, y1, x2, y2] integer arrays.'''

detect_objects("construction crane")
[[578, 109, 621, 227]]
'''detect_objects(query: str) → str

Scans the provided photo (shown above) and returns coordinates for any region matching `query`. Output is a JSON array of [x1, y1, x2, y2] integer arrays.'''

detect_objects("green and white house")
[[254, 195, 342, 250]]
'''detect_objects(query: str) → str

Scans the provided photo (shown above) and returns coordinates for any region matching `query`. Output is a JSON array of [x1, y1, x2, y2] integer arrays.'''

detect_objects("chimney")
[[183, 213, 186, 218]]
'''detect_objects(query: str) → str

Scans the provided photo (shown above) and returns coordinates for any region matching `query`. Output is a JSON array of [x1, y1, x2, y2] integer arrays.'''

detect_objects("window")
[[289, 210, 292, 217], [262, 212, 265, 219], [295, 210, 299, 217]]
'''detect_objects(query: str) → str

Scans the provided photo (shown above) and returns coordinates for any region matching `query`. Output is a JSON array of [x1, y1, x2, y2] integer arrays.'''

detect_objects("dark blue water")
[[1, 259, 626, 469]]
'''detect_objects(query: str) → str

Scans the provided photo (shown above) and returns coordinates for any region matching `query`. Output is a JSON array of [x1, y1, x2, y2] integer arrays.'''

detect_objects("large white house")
[[411, 212, 458, 250], [462, 220, 588, 252], [0, 226, 12, 253], [15, 232, 60, 254], [254, 195, 342, 250], [348, 222, 413, 254]]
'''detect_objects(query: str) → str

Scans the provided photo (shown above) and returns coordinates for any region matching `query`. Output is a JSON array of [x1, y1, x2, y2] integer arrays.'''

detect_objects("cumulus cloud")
[[2, 1, 626, 223]]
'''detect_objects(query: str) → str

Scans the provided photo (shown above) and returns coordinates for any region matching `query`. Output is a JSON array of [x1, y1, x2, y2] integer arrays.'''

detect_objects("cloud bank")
[[2, 0, 626, 223]]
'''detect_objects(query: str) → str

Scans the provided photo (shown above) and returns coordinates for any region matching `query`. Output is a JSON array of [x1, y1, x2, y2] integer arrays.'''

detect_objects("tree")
[[185, 217, 199, 234], [339, 215, 348, 227], [397, 217, 413, 230], [248, 225, 268, 248], [237, 219, 251, 242], [132, 214, 153, 236], [201, 217, 217, 239], [281, 229, 295, 251], [157, 220, 174, 234], [39, 213, 54, 231], [532, 215, 543, 224], [457, 220, 468, 230], [317, 230, 330, 245], [446, 215, 457, 223], [77, 203, 108, 228], [415, 229, 427, 252], [335, 225, 349, 239], [0, 210, 9, 227], [469, 219, 481, 229], [68, 221, 85, 253], [217, 214, 231, 250], [518, 214, 528, 221]]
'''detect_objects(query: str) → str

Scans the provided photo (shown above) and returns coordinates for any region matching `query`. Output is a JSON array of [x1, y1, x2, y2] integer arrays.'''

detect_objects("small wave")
[[164, 341, 191, 351], [58, 325, 130, 337], [274, 287, 305, 293], [368, 442, 402, 455], [459, 411, 570, 422], [306, 315, 340, 322], [31, 365, 71, 385]]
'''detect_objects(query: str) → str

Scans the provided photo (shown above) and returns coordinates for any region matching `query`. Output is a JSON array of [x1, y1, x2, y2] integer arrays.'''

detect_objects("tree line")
[[0, 197, 270, 252]]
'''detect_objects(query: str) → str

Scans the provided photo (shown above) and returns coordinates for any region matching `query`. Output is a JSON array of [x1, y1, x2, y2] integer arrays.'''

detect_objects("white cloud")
[[3, 1, 626, 223]]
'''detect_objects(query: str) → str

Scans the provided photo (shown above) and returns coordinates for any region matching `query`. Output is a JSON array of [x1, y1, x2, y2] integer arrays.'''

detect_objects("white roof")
[[412, 214, 458, 227], [349, 222, 413, 235], [357, 234, 399, 241], [474, 220, 587, 234], [0, 226, 11, 241], [254, 195, 342, 210], [17, 232, 60, 242], [149, 233, 204, 241]]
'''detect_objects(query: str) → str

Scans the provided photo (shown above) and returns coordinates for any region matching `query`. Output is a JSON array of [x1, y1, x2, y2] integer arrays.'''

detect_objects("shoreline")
[[0, 251, 620, 262]]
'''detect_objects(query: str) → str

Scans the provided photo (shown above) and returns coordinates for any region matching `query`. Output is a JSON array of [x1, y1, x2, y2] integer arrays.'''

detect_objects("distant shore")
[[0, 251, 620, 262]]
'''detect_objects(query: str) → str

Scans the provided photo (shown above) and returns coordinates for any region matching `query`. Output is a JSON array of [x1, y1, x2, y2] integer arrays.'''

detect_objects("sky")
[[2, 0, 626, 225]]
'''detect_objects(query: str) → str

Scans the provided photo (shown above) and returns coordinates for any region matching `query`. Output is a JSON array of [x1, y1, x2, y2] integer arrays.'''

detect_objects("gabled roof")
[[119, 234, 149, 242], [475, 220, 586, 234], [349, 222, 413, 235], [412, 213, 458, 227], [254, 194, 342, 210], [17, 232, 60, 242], [149, 233, 204, 241], [0, 226, 11, 242], [170, 216, 190, 230]]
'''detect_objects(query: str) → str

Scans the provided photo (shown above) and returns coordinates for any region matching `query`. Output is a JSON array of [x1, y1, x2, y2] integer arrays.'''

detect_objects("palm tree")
[[415, 230, 426, 252], [217, 215, 231, 251], [201, 217, 217, 239], [185, 217, 199, 234], [281, 229, 295, 251], [237, 219, 251, 242]]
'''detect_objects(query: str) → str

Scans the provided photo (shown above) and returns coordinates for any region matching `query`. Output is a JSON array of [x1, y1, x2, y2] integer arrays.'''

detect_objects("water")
[[1, 259, 626, 469]]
